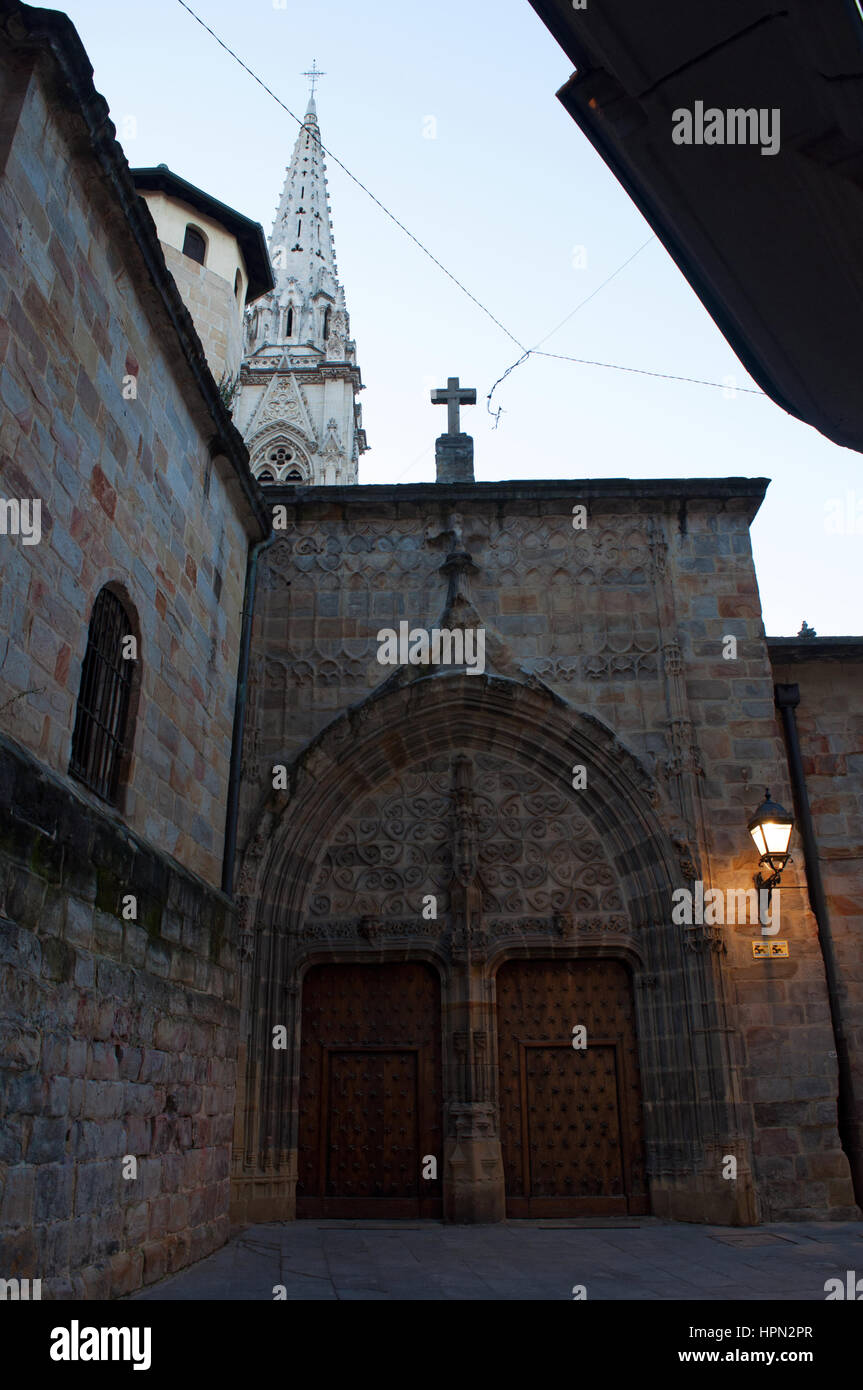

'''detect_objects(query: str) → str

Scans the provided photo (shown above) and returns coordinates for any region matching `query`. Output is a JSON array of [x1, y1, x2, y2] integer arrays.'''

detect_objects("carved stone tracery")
[[305, 751, 630, 958]]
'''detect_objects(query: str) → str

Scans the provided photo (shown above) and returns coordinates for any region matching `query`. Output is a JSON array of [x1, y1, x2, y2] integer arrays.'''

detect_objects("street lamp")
[[747, 789, 794, 894]]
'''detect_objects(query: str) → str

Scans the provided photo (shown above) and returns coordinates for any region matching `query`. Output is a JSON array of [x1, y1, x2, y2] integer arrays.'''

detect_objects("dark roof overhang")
[[528, 0, 863, 454], [131, 165, 274, 304]]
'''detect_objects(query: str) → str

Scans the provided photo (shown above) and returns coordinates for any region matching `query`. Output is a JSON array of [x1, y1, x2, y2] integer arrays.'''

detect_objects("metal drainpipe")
[[222, 532, 276, 896], [774, 682, 863, 1208]]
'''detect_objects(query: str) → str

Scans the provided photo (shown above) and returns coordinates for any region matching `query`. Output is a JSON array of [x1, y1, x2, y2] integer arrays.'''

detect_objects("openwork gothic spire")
[[235, 79, 368, 486]]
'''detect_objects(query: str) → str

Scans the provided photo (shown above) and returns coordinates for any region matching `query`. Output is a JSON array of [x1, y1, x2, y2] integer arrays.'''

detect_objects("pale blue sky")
[[57, 0, 862, 635]]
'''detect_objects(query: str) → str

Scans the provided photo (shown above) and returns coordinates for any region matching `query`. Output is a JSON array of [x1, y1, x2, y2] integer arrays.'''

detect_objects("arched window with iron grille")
[[69, 587, 136, 804]]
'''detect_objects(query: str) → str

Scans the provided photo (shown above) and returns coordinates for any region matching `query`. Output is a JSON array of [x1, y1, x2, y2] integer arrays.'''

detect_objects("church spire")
[[268, 89, 339, 293], [236, 71, 368, 486]]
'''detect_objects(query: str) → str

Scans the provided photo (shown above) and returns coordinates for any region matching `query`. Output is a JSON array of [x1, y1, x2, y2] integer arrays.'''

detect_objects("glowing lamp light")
[[747, 789, 794, 890]]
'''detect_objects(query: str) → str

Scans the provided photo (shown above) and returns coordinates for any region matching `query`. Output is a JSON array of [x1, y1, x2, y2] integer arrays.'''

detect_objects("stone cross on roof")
[[431, 376, 476, 437], [431, 378, 477, 483]]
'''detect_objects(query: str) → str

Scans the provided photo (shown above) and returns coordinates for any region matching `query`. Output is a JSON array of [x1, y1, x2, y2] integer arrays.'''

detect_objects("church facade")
[[0, 0, 861, 1302], [228, 474, 861, 1229]]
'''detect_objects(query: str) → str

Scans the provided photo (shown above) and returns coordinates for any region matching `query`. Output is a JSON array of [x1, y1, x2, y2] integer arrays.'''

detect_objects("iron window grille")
[[69, 588, 133, 804]]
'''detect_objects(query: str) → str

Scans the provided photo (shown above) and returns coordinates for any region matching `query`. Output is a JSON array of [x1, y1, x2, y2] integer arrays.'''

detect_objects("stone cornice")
[[264, 476, 769, 523], [242, 365, 363, 388], [768, 637, 863, 662]]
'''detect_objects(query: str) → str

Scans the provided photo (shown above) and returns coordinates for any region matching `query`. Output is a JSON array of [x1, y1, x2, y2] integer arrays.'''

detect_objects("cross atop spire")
[[302, 60, 325, 99]]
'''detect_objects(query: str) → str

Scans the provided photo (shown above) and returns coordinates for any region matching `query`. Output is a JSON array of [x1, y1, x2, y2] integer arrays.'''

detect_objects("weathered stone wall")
[[768, 650, 863, 1213], [0, 42, 256, 888], [238, 486, 781, 866], [160, 241, 245, 389], [662, 512, 856, 1218], [233, 482, 857, 1222], [239, 490, 683, 833], [0, 733, 238, 1298], [0, 7, 270, 1299]]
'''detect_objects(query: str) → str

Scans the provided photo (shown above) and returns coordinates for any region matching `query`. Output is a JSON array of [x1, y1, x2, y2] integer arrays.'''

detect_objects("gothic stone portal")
[[234, 677, 757, 1226], [294, 750, 651, 1219]]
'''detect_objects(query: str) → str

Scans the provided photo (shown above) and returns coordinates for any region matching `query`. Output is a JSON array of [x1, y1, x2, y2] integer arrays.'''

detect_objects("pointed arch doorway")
[[233, 674, 751, 1227]]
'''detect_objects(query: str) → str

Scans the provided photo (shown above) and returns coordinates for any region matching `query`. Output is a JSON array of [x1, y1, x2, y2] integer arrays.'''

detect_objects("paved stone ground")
[[131, 1219, 863, 1300]]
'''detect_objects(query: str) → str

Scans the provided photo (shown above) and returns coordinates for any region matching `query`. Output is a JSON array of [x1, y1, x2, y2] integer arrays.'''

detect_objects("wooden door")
[[297, 962, 443, 1218], [497, 959, 648, 1217]]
